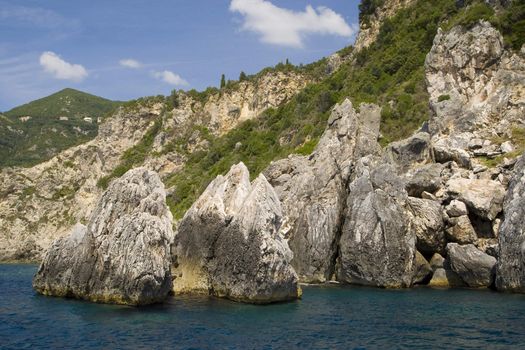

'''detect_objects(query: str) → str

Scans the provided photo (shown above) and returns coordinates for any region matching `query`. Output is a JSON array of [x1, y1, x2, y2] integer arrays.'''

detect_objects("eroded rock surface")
[[172, 162, 300, 303], [33, 168, 173, 305], [337, 160, 416, 288], [264, 100, 382, 282], [496, 154, 525, 292]]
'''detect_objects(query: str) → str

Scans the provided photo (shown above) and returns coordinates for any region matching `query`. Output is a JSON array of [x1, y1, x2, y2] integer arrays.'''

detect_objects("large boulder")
[[405, 163, 444, 197], [336, 159, 416, 288], [447, 243, 496, 288], [496, 154, 525, 292], [446, 178, 505, 221], [33, 168, 173, 305], [264, 100, 381, 282], [408, 197, 445, 254], [384, 132, 432, 172], [445, 215, 477, 244], [172, 162, 300, 303]]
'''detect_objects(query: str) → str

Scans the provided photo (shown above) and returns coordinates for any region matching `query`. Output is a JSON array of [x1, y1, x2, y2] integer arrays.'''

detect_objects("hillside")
[[0, 0, 524, 265], [163, 0, 525, 218], [0, 88, 121, 167]]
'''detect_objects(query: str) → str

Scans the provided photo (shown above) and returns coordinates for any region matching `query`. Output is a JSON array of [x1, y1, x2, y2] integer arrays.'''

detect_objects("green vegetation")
[[493, 0, 525, 50], [359, 0, 385, 25], [438, 94, 451, 102], [4, 88, 120, 120], [220, 74, 226, 89], [445, 0, 525, 50], [0, 88, 121, 168], [480, 126, 525, 168], [163, 0, 522, 219]]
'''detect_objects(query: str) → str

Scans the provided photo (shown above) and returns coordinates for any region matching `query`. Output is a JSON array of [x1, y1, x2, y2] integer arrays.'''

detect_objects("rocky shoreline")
[[6, 10, 523, 304]]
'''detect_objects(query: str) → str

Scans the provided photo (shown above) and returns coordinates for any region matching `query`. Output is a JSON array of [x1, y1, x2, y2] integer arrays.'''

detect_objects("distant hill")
[[0, 88, 122, 167]]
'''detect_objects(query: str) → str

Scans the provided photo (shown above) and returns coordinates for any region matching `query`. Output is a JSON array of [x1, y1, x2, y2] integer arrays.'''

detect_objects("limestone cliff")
[[0, 70, 308, 262]]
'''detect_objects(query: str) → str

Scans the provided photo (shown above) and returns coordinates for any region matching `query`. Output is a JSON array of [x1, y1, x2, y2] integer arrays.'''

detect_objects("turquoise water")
[[1, 265, 525, 349]]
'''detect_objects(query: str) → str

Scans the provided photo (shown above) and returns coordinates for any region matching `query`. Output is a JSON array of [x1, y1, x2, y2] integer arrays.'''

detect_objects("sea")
[[1, 264, 524, 349]]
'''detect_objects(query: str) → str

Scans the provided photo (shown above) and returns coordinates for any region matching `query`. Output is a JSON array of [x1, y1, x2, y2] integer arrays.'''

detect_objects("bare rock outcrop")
[[496, 154, 525, 292], [336, 159, 416, 288], [33, 168, 173, 305], [426, 20, 525, 171], [172, 162, 300, 303], [264, 100, 381, 282]]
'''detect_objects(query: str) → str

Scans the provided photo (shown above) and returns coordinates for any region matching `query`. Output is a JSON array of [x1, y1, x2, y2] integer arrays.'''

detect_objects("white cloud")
[[119, 58, 142, 69], [39, 51, 87, 82], [229, 0, 355, 48], [153, 70, 188, 86]]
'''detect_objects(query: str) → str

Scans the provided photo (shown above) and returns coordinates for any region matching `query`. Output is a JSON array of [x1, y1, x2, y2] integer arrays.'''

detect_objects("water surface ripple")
[[1, 264, 524, 349]]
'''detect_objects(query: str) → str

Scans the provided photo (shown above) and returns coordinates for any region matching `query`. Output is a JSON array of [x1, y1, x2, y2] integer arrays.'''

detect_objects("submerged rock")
[[33, 168, 173, 305], [447, 243, 496, 288], [428, 267, 465, 288], [172, 162, 300, 303], [496, 154, 525, 293]]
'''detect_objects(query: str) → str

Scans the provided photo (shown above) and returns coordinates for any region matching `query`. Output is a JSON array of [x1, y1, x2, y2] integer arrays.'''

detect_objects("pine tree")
[[220, 74, 226, 88], [239, 71, 247, 81]]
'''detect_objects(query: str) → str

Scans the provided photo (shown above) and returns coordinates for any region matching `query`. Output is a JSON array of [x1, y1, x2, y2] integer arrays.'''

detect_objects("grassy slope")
[[0, 89, 121, 167]]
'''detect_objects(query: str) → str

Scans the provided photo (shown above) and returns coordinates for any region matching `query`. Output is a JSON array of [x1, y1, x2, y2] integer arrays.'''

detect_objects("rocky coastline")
[[0, 2, 521, 305]]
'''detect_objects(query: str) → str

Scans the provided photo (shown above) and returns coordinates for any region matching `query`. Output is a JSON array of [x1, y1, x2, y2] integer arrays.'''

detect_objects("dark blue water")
[[1, 265, 525, 349]]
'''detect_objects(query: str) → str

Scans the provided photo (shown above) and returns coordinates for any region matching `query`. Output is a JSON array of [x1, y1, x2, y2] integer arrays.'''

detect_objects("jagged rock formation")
[[496, 154, 525, 292], [264, 100, 382, 283], [0, 70, 307, 262], [171, 162, 300, 303], [33, 168, 173, 305]]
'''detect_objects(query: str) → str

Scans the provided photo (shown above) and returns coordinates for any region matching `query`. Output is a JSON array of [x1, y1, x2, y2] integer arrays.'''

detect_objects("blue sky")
[[0, 0, 360, 111]]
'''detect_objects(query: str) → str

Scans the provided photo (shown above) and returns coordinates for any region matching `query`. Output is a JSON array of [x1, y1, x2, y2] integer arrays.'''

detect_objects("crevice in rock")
[[326, 163, 355, 282], [468, 212, 494, 238]]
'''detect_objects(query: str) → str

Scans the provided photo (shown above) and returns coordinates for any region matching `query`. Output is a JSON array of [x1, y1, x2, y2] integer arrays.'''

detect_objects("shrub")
[[438, 94, 451, 102]]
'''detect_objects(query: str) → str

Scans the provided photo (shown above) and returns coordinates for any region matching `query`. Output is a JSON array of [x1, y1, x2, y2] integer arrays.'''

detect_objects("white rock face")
[[425, 21, 525, 169], [172, 162, 301, 304], [337, 160, 417, 288], [33, 168, 173, 305]]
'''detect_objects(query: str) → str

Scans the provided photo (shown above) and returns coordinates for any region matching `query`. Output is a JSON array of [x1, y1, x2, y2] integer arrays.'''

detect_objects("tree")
[[239, 71, 247, 81], [220, 74, 226, 88]]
